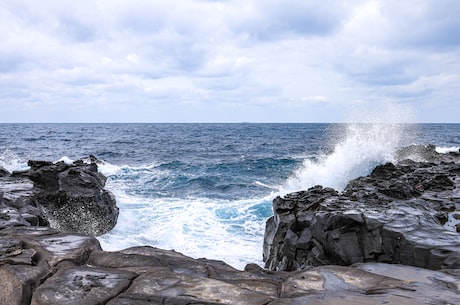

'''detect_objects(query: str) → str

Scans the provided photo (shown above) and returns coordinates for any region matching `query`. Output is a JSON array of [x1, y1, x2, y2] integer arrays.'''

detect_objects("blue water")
[[0, 123, 459, 269]]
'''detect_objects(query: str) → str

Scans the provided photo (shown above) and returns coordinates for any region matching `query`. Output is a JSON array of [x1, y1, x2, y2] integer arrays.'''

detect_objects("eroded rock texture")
[[264, 145, 460, 271], [0, 156, 118, 236]]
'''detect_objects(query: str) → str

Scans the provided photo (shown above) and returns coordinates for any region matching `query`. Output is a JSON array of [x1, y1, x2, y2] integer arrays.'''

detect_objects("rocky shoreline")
[[263, 145, 460, 272], [1, 146, 460, 304]]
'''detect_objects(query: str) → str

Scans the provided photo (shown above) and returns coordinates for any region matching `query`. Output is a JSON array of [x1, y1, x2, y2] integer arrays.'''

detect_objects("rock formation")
[[264, 145, 460, 271], [0, 156, 118, 236]]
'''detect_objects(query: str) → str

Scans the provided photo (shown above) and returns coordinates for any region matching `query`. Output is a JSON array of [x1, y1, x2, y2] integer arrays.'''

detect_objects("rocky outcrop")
[[0, 157, 118, 236], [1, 226, 459, 305], [264, 145, 460, 271]]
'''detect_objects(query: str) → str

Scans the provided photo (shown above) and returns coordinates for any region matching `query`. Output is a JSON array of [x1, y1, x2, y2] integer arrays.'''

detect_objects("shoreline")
[[1, 145, 460, 304]]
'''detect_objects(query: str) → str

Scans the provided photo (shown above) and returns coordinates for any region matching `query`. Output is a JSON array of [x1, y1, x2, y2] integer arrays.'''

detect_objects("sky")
[[0, 0, 459, 123]]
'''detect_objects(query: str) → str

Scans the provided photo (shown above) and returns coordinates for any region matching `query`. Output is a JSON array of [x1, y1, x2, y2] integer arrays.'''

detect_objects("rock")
[[27, 158, 118, 236], [31, 266, 137, 305], [0, 167, 10, 177], [264, 146, 460, 272], [0, 156, 118, 236], [0, 264, 49, 305], [396, 144, 438, 161]]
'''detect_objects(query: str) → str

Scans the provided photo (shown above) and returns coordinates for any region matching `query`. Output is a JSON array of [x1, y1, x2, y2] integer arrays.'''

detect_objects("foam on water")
[[5, 119, 456, 270], [436, 146, 460, 154], [97, 162, 273, 270]]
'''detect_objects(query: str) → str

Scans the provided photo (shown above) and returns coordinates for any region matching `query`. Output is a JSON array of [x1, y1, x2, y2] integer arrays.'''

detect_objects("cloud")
[[0, 0, 459, 122], [227, 0, 352, 40], [381, 0, 460, 49]]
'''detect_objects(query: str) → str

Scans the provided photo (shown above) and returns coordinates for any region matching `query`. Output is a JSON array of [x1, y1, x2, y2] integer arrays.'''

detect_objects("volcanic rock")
[[264, 146, 460, 272], [0, 157, 118, 236]]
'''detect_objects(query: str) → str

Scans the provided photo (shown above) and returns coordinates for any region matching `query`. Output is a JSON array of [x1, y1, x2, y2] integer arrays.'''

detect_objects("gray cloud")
[[229, 1, 352, 40]]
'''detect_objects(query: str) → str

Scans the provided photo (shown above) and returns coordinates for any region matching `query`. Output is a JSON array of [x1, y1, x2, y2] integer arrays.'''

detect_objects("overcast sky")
[[1, 0, 459, 123]]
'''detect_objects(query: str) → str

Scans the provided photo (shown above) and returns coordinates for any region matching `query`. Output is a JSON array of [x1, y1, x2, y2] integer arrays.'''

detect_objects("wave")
[[68, 158, 273, 269], [436, 146, 460, 154], [280, 123, 411, 194], [98, 178, 273, 270], [0, 149, 27, 172]]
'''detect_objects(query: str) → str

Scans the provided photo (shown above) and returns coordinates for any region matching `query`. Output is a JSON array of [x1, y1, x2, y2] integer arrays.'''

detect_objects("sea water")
[[0, 123, 459, 269]]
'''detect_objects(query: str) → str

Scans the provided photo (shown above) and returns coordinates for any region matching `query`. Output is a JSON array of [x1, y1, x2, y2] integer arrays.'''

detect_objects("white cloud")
[[0, 0, 459, 122]]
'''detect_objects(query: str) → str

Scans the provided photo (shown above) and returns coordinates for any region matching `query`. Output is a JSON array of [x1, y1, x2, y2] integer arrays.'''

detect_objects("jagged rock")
[[0, 167, 10, 177], [264, 146, 460, 272], [27, 158, 118, 236], [396, 143, 439, 161], [0, 157, 118, 236]]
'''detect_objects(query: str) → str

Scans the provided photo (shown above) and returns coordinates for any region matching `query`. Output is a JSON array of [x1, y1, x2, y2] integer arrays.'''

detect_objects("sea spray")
[[0, 149, 26, 172], [281, 123, 411, 193], [280, 102, 417, 193]]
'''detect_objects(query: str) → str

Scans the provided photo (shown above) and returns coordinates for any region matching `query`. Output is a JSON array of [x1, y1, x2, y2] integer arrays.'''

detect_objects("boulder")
[[0, 167, 10, 177], [264, 146, 460, 272], [27, 157, 118, 236], [0, 156, 118, 236]]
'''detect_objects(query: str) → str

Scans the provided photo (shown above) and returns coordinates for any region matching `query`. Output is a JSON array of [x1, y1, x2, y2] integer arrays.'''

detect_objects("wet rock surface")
[[264, 145, 460, 272], [1, 148, 460, 304]]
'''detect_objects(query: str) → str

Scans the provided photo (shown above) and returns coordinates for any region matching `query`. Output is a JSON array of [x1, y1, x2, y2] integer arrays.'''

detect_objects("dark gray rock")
[[31, 266, 137, 305], [264, 146, 460, 272], [0, 167, 10, 177], [0, 156, 118, 236], [27, 158, 118, 236]]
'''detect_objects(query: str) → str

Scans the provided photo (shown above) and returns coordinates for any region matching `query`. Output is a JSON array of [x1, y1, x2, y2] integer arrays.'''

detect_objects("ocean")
[[1, 123, 459, 269]]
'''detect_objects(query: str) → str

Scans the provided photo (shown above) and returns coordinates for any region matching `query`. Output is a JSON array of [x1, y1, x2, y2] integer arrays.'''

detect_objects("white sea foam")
[[436, 146, 460, 154], [0, 149, 27, 172], [98, 181, 271, 269], [96, 161, 272, 270], [281, 123, 405, 193], [56, 156, 74, 165]]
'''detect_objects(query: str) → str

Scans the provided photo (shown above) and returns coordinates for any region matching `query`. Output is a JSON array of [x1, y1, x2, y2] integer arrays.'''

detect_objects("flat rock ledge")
[[1, 226, 460, 304], [1, 149, 460, 304]]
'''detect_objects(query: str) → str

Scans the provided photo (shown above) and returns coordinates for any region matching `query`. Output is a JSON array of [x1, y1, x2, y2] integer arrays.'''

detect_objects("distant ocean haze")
[[1, 123, 459, 269]]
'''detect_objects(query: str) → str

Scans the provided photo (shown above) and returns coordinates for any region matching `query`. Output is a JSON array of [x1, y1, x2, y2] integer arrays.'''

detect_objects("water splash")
[[0, 149, 26, 172], [281, 103, 415, 193]]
